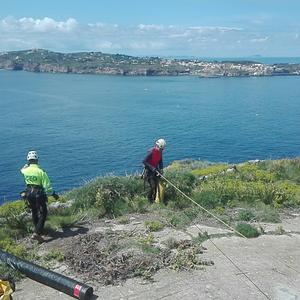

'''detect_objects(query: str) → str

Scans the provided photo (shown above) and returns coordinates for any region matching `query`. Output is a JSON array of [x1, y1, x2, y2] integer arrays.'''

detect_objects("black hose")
[[0, 250, 93, 300]]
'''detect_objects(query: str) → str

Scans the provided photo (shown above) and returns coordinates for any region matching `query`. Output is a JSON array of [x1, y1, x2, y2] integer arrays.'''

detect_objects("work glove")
[[52, 192, 59, 200]]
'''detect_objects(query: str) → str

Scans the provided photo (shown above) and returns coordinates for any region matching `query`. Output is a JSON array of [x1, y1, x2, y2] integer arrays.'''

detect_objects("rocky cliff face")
[[1, 49, 300, 77]]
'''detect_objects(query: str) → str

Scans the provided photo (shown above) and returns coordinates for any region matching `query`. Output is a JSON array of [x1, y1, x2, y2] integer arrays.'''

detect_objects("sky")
[[0, 0, 300, 57]]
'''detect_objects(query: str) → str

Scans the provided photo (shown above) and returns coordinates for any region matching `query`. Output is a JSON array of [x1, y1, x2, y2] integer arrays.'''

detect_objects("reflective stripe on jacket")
[[20, 163, 53, 195]]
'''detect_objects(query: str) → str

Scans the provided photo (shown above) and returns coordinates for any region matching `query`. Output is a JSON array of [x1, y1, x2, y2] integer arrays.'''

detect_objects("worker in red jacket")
[[143, 138, 166, 203]]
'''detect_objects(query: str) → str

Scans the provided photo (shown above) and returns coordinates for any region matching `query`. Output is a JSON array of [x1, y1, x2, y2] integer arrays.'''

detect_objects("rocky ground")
[[12, 211, 300, 300]]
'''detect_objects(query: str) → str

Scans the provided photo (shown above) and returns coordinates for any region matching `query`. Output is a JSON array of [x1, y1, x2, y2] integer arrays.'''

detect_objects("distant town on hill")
[[1, 49, 300, 77]]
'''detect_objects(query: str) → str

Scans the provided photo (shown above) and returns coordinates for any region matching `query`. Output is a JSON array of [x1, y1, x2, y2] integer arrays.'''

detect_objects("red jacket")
[[143, 147, 163, 170]]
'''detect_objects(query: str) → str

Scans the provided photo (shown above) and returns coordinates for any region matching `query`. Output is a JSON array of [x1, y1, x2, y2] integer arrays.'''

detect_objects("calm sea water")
[[1, 70, 300, 202]]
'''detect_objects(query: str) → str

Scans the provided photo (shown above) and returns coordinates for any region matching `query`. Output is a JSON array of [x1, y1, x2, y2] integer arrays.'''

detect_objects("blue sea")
[[1, 70, 300, 202]]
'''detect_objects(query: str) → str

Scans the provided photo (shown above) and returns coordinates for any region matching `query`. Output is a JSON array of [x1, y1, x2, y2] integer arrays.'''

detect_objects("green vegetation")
[[43, 249, 65, 262], [191, 164, 228, 176], [235, 223, 260, 238], [1, 49, 300, 77], [191, 161, 300, 210], [0, 201, 30, 260], [1, 157, 300, 280], [238, 209, 256, 221], [66, 175, 147, 217], [117, 216, 130, 224], [144, 220, 165, 232], [192, 232, 210, 244]]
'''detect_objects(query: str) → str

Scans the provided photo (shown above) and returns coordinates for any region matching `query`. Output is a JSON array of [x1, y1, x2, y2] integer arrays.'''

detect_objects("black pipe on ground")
[[0, 250, 93, 300]]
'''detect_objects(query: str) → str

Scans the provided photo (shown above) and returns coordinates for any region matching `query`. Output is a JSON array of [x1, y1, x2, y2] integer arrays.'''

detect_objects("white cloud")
[[0, 16, 298, 56], [188, 26, 242, 32], [251, 37, 269, 43], [137, 24, 164, 31], [1, 16, 78, 33]]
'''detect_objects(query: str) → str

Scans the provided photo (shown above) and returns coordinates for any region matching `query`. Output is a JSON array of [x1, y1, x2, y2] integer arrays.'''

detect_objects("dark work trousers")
[[145, 169, 160, 203], [26, 186, 48, 235]]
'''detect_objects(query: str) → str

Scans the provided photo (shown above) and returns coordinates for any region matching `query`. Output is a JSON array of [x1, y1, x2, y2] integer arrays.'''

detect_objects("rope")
[[157, 171, 271, 300], [191, 222, 271, 300], [159, 173, 246, 238]]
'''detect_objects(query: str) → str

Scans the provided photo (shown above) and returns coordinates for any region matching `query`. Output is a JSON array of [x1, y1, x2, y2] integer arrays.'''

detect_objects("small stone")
[[132, 221, 141, 225]]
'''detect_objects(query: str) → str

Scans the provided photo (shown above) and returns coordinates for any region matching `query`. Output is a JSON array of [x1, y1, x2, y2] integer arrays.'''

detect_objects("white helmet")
[[27, 150, 38, 161], [155, 138, 166, 150]]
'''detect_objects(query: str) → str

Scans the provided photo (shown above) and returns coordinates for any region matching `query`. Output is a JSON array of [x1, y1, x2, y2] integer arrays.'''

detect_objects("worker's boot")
[[31, 233, 44, 244]]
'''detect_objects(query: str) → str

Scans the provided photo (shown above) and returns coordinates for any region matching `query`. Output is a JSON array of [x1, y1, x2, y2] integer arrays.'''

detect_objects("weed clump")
[[238, 210, 256, 221], [144, 220, 165, 232], [43, 249, 65, 262], [235, 223, 260, 238], [117, 216, 130, 224], [65, 175, 146, 217], [64, 231, 213, 284]]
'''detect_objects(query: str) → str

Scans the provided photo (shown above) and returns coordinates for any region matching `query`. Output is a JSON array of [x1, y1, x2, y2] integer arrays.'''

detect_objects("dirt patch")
[[63, 230, 213, 285], [13, 214, 300, 299]]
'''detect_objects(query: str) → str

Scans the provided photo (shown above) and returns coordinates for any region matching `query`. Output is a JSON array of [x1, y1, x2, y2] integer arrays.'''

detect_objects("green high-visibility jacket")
[[20, 163, 53, 195]]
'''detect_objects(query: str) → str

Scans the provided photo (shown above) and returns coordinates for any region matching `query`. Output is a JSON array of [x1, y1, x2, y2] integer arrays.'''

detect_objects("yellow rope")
[[158, 172, 271, 300], [159, 173, 246, 238]]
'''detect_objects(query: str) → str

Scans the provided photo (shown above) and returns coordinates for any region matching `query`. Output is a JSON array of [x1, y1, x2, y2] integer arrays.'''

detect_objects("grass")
[[191, 164, 229, 176], [1, 157, 300, 280], [45, 214, 80, 231], [117, 216, 130, 224], [0, 263, 22, 280], [235, 223, 260, 238], [192, 232, 210, 244], [144, 220, 165, 232], [238, 209, 256, 221], [43, 249, 65, 262]]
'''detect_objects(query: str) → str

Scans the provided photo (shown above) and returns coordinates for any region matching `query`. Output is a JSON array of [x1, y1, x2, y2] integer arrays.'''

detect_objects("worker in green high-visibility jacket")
[[20, 150, 59, 243]]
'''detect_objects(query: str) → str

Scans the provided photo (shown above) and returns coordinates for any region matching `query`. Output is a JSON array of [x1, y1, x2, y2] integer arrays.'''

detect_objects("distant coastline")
[[1, 49, 300, 77]]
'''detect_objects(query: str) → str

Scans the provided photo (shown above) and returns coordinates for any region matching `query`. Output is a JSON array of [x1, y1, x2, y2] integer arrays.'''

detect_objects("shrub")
[[43, 249, 64, 262], [0, 263, 22, 281], [238, 164, 275, 182], [46, 214, 79, 231], [235, 223, 260, 238], [193, 189, 220, 209], [164, 237, 179, 249], [255, 205, 281, 223], [0, 236, 28, 258], [163, 171, 196, 208], [261, 158, 300, 183], [191, 164, 229, 177], [192, 232, 210, 244], [65, 175, 145, 217], [144, 220, 164, 232], [123, 196, 149, 214], [167, 160, 211, 173], [238, 210, 256, 221], [167, 207, 198, 228], [0, 200, 29, 233], [169, 246, 209, 271], [192, 176, 297, 209], [275, 225, 285, 235], [117, 216, 130, 224]]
